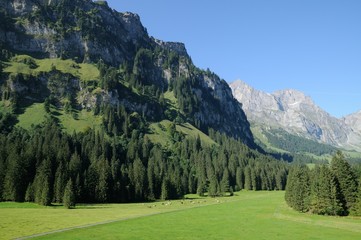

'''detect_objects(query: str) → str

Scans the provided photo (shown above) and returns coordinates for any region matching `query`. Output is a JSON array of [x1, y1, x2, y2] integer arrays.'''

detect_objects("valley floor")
[[1, 191, 360, 240]]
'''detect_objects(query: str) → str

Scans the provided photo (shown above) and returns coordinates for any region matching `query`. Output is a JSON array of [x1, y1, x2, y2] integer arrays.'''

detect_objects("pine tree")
[[25, 183, 34, 202], [235, 167, 244, 191], [285, 165, 310, 212], [350, 178, 361, 216], [161, 178, 169, 201], [208, 174, 219, 197], [310, 165, 344, 216], [133, 158, 146, 200], [2, 152, 25, 201], [244, 167, 252, 190], [330, 151, 358, 213], [250, 168, 258, 190], [220, 168, 230, 195], [53, 164, 66, 203], [63, 179, 76, 209], [95, 158, 110, 203], [34, 159, 52, 206]]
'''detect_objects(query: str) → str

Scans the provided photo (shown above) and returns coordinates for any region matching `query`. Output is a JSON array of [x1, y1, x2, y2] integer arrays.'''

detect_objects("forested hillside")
[[0, 119, 288, 204], [0, 0, 288, 205]]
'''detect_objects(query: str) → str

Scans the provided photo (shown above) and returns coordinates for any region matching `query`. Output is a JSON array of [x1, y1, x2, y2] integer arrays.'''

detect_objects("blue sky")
[[107, 0, 361, 117]]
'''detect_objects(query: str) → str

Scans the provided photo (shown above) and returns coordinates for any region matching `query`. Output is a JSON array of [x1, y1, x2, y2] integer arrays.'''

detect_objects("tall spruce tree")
[[63, 179, 76, 209], [244, 167, 252, 190], [208, 174, 219, 197], [330, 151, 358, 213], [236, 167, 244, 191], [285, 165, 310, 212], [350, 178, 361, 216], [220, 168, 230, 195], [34, 159, 52, 206], [310, 165, 344, 216]]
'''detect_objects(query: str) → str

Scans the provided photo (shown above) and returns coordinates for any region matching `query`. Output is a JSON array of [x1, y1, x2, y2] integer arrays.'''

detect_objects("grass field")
[[4, 55, 99, 81], [16, 103, 47, 129], [1, 191, 360, 240], [14, 103, 102, 133], [147, 120, 216, 146], [55, 109, 102, 134]]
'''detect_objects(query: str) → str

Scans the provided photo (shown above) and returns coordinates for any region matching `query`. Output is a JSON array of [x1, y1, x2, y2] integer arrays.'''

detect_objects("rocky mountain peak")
[[274, 89, 309, 103], [344, 110, 361, 133], [153, 39, 188, 56], [272, 89, 315, 112], [229, 80, 361, 151]]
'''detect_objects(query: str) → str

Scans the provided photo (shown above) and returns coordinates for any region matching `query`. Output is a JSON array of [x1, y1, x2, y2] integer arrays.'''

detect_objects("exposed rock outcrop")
[[230, 80, 361, 151], [0, 0, 254, 145]]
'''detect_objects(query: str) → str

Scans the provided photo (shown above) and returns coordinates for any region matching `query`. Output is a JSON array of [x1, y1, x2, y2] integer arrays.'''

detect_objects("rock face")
[[230, 80, 361, 151], [0, 0, 150, 64], [0, 0, 254, 145], [344, 111, 361, 132]]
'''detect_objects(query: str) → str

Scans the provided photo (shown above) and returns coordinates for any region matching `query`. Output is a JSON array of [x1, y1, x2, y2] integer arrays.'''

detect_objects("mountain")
[[230, 80, 361, 152], [0, 0, 291, 205], [0, 0, 253, 145], [344, 111, 361, 133]]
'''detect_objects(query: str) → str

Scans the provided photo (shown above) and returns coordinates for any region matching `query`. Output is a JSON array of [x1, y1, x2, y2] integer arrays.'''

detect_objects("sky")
[[106, 0, 361, 118]]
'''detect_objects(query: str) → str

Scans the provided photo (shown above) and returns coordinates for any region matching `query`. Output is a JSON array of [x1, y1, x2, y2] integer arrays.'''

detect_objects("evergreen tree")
[[2, 152, 26, 201], [220, 168, 230, 195], [250, 168, 258, 190], [196, 177, 207, 197], [208, 174, 219, 197], [285, 165, 310, 212], [330, 151, 358, 213], [235, 167, 244, 191], [63, 179, 76, 209], [161, 178, 169, 201], [244, 167, 252, 190], [53, 163, 66, 203], [310, 165, 344, 216], [34, 159, 53, 206], [95, 158, 111, 203], [25, 183, 34, 202], [276, 169, 287, 190], [350, 178, 361, 216], [133, 158, 146, 200]]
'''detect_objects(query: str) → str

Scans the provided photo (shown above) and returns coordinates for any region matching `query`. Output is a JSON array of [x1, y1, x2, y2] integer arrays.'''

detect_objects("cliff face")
[[1, 0, 150, 64], [230, 80, 361, 151], [0, 0, 254, 145]]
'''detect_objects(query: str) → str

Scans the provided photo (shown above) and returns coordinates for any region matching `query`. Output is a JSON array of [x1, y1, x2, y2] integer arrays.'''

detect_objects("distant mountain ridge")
[[230, 80, 361, 151]]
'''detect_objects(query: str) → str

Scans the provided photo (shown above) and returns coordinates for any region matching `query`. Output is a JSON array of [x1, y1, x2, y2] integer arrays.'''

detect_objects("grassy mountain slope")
[[252, 124, 361, 164]]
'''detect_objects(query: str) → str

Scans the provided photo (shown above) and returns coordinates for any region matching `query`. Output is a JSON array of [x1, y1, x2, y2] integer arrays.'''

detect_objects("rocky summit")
[[230, 80, 361, 151]]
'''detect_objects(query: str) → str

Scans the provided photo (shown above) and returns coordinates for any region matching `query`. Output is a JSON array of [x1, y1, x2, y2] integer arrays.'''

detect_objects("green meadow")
[[1, 191, 360, 240], [4, 55, 99, 82]]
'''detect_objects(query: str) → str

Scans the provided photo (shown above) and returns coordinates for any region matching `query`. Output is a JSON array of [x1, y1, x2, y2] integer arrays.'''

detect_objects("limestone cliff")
[[230, 80, 361, 151], [0, 0, 254, 145]]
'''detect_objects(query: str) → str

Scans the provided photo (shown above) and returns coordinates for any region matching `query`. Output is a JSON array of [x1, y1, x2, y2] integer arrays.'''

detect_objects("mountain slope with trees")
[[0, 0, 289, 205]]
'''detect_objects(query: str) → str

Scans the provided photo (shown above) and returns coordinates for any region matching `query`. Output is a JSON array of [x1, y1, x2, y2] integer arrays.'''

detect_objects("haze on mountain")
[[230, 80, 361, 152]]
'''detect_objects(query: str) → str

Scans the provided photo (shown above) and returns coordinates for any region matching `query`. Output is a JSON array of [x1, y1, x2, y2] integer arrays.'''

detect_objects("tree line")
[[0, 115, 288, 207], [285, 151, 361, 216]]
